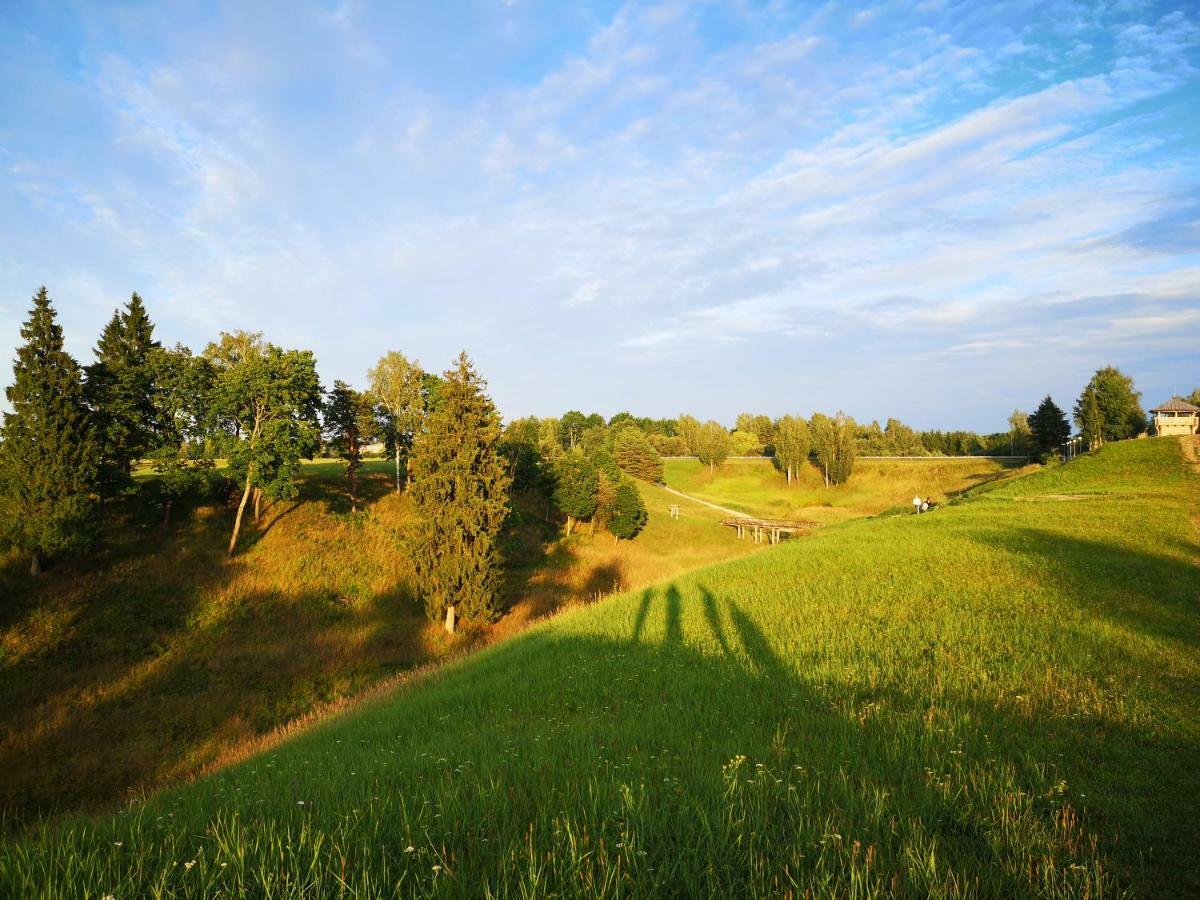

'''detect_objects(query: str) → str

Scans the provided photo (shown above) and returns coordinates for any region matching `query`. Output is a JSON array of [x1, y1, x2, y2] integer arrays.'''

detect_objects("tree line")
[[0, 289, 513, 635]]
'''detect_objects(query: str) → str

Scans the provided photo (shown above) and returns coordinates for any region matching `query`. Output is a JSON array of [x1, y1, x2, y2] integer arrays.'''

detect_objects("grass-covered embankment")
[[2, 438, 1198, 897], [0, 460, 756, 823], [664, 455, 1032, 523]]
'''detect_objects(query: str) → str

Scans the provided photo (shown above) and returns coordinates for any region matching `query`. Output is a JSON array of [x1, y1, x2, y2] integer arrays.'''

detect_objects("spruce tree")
[[1028, 395, 1070, 458], [85, 293, 160, 496], [613, 427, 664, 482], [0, 288, 99, 575], [408, 353, 511, 631]]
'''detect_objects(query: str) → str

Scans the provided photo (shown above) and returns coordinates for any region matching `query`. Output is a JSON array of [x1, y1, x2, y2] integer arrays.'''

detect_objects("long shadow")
[[699, 585, 732, 657], [631, 588, 653, 643], [22, 587, 1197, 896]]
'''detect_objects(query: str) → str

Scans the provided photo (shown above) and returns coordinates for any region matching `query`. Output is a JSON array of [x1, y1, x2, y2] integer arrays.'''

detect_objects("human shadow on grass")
[[610, 582, 1196, 897]]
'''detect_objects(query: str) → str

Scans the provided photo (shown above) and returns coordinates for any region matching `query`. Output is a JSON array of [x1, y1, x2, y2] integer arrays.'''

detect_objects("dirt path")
[[660, 485, 750, 519]]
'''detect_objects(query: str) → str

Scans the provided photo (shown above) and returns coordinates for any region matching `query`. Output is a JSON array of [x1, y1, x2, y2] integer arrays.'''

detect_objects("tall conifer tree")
[[85, 292, 160, 495], [0, 288, 99, 575], [408, 353, 511, 632]]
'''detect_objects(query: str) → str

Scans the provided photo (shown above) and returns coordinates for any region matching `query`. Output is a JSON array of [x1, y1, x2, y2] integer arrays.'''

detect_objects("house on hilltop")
[[1150, 398, 1199, 436]]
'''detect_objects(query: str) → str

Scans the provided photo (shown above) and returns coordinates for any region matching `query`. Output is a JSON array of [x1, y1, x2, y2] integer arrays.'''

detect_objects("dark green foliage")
[[559, 410, 588, 450], [0, 288, 99, 573], [1029, 396, 1071, 458], [1074, 366, 1146, 445], [551, 453, 599, 534], [421, 372, 446, 416], [84, 293, 160, 496], [146, 345, 217, 527], [735, 413, 776, 454], [613, 427, 664, 482], [324, 381, 376, 512], [499, 416, 546, 492], [205, 333, 322, 555], [606, 478, 648, 540], [408, 353, 511, 625]]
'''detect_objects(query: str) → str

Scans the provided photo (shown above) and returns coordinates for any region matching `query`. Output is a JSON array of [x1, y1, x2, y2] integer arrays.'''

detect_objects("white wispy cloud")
[[1, 0, 1197, 428]]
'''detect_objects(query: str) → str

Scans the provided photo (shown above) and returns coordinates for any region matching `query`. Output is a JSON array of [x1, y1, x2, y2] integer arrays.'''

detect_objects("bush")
[[607, 479, 648, 540]]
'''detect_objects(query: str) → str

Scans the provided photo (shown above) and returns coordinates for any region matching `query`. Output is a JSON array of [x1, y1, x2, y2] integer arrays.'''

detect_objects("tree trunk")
[[162, 499, 172, 530], [395, 447, 402, 493], [565, 516, 575, 536], [444, 604, 456, 634], [786, 465, 792, 485], [229, 474, 254, 557], [253, 488, 262, 522], [29, 552, 40, 576]]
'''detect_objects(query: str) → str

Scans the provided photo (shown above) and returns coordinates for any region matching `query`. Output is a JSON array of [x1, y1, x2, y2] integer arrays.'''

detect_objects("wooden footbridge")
[[720, 517, 818, 544]]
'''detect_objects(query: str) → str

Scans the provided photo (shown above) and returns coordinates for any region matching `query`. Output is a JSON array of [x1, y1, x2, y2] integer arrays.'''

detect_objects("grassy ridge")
[[3, 438, 1196, 897], [664, 456, 1033, 523]]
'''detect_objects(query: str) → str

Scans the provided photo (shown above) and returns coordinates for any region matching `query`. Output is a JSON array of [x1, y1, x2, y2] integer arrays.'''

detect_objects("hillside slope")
[[2, 438, 1197, 897], [0, 461, 757, 821], [664, 455, 1033, 523]]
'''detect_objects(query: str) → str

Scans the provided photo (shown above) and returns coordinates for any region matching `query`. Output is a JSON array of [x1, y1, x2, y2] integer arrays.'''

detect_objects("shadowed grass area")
[[664, 455, 1034, 523], [2, 437, 1195, 897], [0, 460, 758, 824]]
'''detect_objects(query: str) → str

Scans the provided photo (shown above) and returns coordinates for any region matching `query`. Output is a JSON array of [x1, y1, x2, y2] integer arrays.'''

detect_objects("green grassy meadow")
[[3, 437, 1196, 897], [664, 455, 1034, 523]]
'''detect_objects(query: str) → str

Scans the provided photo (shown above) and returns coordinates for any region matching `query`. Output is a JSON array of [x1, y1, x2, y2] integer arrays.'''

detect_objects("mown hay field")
[[3, 437, 1196, 897]]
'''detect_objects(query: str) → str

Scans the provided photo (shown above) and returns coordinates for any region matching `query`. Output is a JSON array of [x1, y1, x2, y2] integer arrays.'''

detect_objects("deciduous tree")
[[0, 288, 99, 575], [695, 420, 731, 473], [146, 345, 216, 528], [407, 353, 511, 632], [607, 479, 648, 541], [552, 453, 599, 535], [324, 381, 376, 512], [1074, 366, 1145, 446], [773, 415, 811, 484], [368, 351, 424, 492], [811, 412, 856, 486], [205, 332, 322, 556]]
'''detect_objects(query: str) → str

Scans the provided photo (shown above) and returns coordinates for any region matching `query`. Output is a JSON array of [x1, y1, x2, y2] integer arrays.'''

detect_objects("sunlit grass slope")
[[664, 455, 1033, 523], [3, 437, 1196, 897]]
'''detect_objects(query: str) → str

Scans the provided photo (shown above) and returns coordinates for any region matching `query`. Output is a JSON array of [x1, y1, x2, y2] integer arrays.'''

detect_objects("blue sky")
[[1, 0, 1197, 431]]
